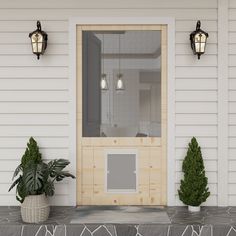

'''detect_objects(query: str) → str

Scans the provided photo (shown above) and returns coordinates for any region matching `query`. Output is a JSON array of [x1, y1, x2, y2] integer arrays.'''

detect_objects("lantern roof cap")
[[190, 20, 209, 40], [29, 21, 48, 39]]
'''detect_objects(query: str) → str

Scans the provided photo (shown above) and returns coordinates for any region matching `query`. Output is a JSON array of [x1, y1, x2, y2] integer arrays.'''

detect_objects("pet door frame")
[[105, 149, 138, 194]]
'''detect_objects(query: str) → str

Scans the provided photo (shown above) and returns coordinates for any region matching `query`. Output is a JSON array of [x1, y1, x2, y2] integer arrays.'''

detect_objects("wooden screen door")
[[76, 25, 167, 205]]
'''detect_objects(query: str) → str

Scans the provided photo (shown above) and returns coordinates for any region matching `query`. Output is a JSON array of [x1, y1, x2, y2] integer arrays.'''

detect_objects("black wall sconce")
[[29, 21, 48, 59], [190, 20, 209, 59]]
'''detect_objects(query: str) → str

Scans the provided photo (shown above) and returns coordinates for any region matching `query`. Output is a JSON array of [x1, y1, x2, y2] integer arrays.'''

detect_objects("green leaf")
[[21, 137, 42, 169], [22, 162, 45, 194], [48, 159, 71, 178], [12, 164, 22, 180], [16, 178, 27, 203], [8, 176, 22, 192], [44, 180, 55, 197]]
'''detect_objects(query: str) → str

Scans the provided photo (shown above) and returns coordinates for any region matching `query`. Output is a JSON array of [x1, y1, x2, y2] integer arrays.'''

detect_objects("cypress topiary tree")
[[178, 137, 210, 206], [21, 137, 42, 168]]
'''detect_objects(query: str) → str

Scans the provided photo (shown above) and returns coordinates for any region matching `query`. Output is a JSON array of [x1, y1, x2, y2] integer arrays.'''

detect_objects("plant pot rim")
[[25, 193, 47, 197], [188, 205, 201, 212]]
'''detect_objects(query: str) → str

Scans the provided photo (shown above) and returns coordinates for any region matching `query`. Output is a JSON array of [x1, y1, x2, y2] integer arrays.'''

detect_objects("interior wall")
[[0, 0, 230, 206]]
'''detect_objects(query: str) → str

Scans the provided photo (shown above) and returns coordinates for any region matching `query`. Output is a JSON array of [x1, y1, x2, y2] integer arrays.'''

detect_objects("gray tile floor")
[[1, 206, 236, 235], [1, 206, 236, 225]]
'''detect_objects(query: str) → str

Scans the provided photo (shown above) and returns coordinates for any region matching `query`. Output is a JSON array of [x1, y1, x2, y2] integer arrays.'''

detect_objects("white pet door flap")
[[107, 153, 137, 193]]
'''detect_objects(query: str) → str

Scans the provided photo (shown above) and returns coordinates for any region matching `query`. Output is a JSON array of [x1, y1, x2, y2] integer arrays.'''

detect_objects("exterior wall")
[[0, 0, 231, 206], [229, 0, 236, 205]]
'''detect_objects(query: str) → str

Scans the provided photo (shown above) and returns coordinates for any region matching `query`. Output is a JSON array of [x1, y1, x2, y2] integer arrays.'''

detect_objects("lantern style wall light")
[[190, 20, 209, 59], [29, 21, 48, 59]]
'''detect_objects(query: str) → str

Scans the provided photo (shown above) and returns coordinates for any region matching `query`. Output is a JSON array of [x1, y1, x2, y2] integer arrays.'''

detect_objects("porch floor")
[[1, 206, 236, 235]]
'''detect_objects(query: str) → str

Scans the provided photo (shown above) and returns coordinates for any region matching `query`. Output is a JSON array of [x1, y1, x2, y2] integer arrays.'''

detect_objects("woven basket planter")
[[21, 194, 50, 223]]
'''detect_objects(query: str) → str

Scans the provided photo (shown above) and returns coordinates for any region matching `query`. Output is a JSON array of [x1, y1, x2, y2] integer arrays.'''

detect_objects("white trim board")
[[69, 17, 176, 206], [217, 0, 229, 206]]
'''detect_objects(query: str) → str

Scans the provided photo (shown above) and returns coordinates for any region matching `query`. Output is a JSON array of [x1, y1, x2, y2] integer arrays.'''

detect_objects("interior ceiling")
[[95, 31, 161, 55]]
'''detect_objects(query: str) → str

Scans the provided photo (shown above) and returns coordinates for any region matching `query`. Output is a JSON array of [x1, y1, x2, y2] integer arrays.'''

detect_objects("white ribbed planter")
[[21, 194, 50, 223], [188, 205, 201, 212]]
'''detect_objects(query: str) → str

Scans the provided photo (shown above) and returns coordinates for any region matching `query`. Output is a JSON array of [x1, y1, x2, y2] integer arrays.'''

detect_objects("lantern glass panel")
[[194, 33, 207, 53], [31, 33, 43, 53]]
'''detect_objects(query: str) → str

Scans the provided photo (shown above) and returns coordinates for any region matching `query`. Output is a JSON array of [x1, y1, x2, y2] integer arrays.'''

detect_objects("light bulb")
[[116, 73, 125, 91], [101, 74, 108, 90]]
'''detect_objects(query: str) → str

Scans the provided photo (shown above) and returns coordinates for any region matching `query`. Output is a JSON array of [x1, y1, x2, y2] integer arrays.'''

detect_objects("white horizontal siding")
[[0, 78, 68, 90], [0, 0, 222, 206], [0, 0, 218, 9], [176, 114, 217, 125], [0, 114, 68, 125], [0, 55, 68, 67], [0, 126, 68, 137], [176, 102, 217, 114], [0, 32, 67, 44], [0, 44, 68, 55], [176, 67, 217, 78], [0, 91, 68, 102], [0, 9, 217, 20], [176, 126, 217, 137], [229, 147, 236, 157], [229, 3, 236, 206], [176, 137, 217, 148], [0, 148, 69, 160], [0, 21, 68, 32], [176, 55, 217, 67], [0, 68, 68, 78], [0, 102, 68, 113], [176, 79, 217, 90], [176, 91, 217, 102], [0, 137, 69, 149], [176, 148, 217, 160]]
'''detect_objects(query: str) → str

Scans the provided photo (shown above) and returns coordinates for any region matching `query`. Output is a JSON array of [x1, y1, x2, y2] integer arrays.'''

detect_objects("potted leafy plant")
[[178, 137, 210, 212], [9, 137, 75, 223]]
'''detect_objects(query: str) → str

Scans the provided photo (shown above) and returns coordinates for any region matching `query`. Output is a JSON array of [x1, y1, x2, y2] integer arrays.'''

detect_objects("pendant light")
[[116, 34, 125, 91], [100, 34, 108, 90]]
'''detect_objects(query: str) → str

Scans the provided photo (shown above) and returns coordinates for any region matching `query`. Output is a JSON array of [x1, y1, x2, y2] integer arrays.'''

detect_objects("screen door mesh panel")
[[107, 153, 136, 192]]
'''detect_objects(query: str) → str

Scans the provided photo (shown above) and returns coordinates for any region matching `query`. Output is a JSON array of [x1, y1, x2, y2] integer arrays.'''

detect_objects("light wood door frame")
[[76, 24, 167, 205]]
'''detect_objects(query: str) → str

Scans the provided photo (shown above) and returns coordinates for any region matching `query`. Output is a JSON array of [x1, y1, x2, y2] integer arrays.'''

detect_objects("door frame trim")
[[69, 17, 175, 206]]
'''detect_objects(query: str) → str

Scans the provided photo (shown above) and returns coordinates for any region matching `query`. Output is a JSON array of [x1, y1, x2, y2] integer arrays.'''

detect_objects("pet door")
[[106, 151, 137, 193]]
